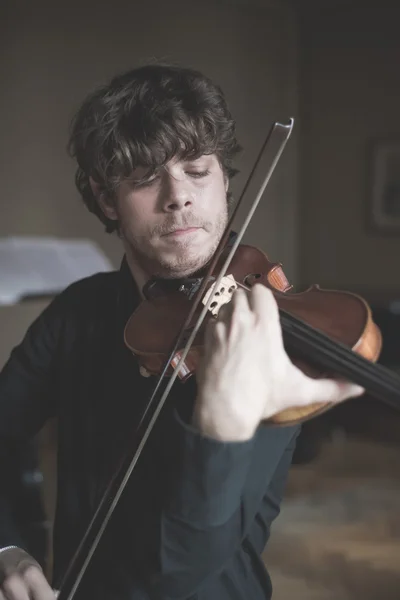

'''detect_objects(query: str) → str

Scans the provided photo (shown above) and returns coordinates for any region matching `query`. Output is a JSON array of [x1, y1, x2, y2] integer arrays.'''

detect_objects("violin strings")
[[279, 310, 400, 410], [285, 316, 400, 400], [282, 311, 399, 392], [282, 322, 399, 403]]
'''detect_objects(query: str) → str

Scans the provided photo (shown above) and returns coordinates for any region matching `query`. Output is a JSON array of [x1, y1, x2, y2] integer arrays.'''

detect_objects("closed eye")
[[186, 169, 210, 179], [130, 169, 210, 188]]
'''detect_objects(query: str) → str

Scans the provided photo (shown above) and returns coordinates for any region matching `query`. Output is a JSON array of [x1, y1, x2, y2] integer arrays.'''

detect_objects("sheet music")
[[0, 236, 113, 305]]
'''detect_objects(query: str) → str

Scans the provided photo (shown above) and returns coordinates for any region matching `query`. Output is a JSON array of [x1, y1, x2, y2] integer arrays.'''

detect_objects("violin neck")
[[280, 309, 400, 412]]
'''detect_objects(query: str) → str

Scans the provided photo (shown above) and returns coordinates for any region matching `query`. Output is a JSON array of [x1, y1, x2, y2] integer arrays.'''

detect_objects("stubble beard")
[[125, 207, 229, 280]]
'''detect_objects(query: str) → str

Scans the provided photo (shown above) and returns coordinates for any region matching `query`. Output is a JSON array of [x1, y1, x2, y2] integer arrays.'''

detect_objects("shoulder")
[[3, 271, 121, 369], [39, 270, 120, 327], [58, 271, 119, 306]]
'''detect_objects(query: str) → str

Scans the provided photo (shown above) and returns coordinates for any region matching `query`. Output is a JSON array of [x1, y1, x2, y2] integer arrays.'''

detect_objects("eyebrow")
[[182, 155, 213, 165]]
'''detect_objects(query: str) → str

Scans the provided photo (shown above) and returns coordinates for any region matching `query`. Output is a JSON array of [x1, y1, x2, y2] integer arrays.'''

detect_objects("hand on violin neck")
[[193, 284, 364, 441]]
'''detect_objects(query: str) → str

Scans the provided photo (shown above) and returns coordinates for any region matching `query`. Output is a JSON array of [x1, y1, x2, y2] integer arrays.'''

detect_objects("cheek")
[[117, 194, 151, 231], [209, 179, 228, 211]]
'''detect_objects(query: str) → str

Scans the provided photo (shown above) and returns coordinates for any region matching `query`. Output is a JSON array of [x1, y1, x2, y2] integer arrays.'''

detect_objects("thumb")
[[304, 377, 365, 406]]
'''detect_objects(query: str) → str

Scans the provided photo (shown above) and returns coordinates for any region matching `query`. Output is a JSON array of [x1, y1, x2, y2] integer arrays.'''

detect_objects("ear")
[[89, 176, 118, 222]]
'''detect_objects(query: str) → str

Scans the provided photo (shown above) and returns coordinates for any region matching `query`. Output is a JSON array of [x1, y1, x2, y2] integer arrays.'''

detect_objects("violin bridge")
[[202, 274, 237, 316]]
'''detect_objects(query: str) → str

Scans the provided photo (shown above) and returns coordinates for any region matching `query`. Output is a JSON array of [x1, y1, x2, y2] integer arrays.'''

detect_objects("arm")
[[0, 297, 63, 442], [0, 296, 65, 598], [154, 408, 257, 597], [0, 441, 43, 552], [115, 403, 298, 600], [116, 407, 258, 600], [246, 426, 301, 556]]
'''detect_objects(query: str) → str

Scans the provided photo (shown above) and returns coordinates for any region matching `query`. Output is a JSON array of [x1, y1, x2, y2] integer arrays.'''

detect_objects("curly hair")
[[67, 62, 242, 233]]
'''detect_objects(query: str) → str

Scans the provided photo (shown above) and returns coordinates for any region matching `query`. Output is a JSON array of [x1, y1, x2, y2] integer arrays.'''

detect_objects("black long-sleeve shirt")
[[0, 255, 300, 600]]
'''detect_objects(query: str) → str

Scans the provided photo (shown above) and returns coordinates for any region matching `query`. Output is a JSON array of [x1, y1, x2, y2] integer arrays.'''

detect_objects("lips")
[[163, 227, 201, 236]]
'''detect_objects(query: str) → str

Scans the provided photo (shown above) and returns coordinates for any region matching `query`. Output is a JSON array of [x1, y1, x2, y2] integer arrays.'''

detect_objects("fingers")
[[209, 288, 251, 342], [217, 287, 249, 323], [230, 284, 281, 334], [24, 567, 56, 600], [248, 283, 278, 322], [209, 285, 283, 352], [249, 284, 282, 339], [203, 315, 223, 349], [2, 574, 30, 600], [1, 568, 56, 600], [214, 284, 277, 328]]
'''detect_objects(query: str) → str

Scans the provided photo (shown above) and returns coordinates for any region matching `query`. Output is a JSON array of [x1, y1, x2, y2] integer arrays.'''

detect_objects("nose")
[[160, 172, 193, 212]]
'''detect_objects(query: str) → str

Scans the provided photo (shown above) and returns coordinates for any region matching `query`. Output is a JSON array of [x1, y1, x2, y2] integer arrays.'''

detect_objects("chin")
[[157, 252, 212, 280], [156, 263, 203, 280]]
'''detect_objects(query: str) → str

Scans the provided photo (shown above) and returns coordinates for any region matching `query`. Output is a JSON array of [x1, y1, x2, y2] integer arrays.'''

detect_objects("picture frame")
[[370, 138, 400, 233]]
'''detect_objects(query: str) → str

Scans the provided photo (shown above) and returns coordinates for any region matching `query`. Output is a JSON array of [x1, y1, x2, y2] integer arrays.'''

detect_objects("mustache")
[[153, 216, 213, 236]]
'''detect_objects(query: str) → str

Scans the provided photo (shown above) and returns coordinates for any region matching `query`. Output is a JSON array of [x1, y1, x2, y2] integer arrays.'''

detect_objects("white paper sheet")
[[0, 236, 113, 304]]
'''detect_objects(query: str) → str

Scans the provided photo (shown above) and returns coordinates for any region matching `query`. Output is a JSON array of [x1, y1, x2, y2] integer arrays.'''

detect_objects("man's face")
[[109, 154, 229, 279]]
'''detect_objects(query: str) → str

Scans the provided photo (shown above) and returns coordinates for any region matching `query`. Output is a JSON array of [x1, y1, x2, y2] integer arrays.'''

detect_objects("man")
[[0, 63, 363, 600]]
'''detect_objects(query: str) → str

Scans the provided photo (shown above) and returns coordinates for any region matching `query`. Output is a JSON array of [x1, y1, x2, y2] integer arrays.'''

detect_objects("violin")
[[124, 240, 400, 426], [56, 118, 400, 600]]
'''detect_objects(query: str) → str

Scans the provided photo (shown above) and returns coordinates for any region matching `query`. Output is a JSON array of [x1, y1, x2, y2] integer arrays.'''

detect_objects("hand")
[[194, 284, 364, 441], [0, 547, 56, 600]]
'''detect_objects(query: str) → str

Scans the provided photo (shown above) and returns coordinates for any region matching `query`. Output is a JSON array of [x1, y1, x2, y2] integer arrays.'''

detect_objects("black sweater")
[[0, 256, 300, 599]]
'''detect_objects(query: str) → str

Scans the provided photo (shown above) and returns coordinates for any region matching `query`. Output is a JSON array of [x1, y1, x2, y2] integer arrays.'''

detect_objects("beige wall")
[[298, 3, 400, 296]]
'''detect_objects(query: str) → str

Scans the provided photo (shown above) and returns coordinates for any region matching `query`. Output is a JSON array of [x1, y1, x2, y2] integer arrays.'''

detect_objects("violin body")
[[124, 244, 382, 425]]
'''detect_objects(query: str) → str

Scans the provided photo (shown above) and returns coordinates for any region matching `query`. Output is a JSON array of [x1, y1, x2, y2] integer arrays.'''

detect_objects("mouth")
[[162, 227, 202, 237]]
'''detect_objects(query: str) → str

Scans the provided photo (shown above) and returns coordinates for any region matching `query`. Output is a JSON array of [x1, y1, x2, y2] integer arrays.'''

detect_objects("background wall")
[[297, 2, 400, 296]]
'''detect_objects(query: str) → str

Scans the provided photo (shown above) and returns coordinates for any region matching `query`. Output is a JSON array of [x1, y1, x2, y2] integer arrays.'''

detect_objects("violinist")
[[0, 63, 363, 600]]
